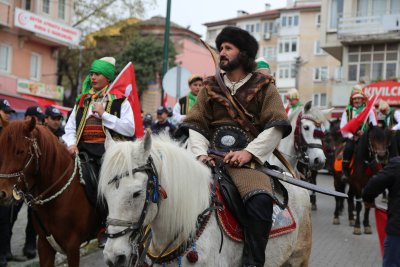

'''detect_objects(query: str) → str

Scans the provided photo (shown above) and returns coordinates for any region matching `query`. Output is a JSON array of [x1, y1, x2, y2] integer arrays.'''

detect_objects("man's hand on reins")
[[197, 155, 216, 167], [224, 150, 253, 167], [67, 145, 79, 155]]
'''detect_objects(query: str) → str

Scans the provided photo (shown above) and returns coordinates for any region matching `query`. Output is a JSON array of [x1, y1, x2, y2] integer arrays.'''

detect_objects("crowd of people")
[[0, 24, 399, 267]]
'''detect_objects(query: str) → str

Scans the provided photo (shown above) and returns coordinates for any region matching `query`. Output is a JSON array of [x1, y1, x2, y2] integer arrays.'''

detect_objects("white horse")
[[99, 133, 312, 267], [268, 101, 332, 173]]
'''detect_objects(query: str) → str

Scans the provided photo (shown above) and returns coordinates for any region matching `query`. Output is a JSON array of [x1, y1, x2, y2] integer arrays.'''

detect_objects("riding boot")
[[242, 219, 272, 267]]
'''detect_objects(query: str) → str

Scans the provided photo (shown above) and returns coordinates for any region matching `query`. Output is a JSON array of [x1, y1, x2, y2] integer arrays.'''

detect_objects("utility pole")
[[161, 0, 172, 106], [294, 56, 301, 90]]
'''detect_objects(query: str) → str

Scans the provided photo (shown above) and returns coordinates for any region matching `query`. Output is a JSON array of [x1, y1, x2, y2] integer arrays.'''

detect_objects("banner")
[[17, 79, 64, 101]]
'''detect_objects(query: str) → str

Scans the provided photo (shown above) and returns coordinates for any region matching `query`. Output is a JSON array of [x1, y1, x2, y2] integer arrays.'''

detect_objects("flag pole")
[[361, 95, 378, 126]]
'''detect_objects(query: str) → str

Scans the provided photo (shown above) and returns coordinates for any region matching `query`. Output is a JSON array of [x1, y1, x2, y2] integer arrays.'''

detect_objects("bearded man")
[[181, 26, 291, 267]]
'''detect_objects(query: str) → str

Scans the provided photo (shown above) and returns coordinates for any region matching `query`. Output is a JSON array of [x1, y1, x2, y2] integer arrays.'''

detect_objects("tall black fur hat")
[[215, 26, 259, 59]]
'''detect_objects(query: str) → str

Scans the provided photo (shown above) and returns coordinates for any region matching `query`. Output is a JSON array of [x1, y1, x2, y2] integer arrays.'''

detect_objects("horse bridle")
[[105, 155, 162, 243], [294, 111, 325, 164], [0, 135, 80, 206]]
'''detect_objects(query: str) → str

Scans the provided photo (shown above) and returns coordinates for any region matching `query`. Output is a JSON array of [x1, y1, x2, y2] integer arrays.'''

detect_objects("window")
[[313, 93, 327, 107], [262, 46, 276, 60], [42, 0, 50, 14], [278, 63, 296, 79], [30, 53, 41, 81], [281, 14, 299, 28], [315, 13, 321, 27], [330, 0, 344, 29], [313, 67, 329, 81], [335, 66, 343, 81], [0, 44, 11, 73], [263, 21, 275, 33], [24, 0, 31, 10], [278, 38, 298, 54], [314, 41, 325, 55], [58, 0, 65, 19], [347, 43, 399, 82]]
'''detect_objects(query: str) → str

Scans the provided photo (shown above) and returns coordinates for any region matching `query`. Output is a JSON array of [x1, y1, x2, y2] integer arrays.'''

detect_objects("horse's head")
[[99, 131, 212, 267], [99, 131, 159, 266], [294, 101, 331, 170], [0, 118, 38, 205], [366, 126, 390, 164]]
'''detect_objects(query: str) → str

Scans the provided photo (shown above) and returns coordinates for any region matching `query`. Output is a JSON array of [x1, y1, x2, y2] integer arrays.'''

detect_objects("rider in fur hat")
[[181, 26, 291, 267]]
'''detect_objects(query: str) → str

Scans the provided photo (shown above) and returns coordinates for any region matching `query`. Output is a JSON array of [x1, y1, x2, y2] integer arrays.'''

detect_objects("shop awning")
[[0, 92, 39, 111], [21, 94, 58, 110]]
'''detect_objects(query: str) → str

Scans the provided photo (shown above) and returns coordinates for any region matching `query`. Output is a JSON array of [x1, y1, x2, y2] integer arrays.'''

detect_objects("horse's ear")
[[143, 130, 152, 153], [25, 117, 36, 133], [104, 130, 116, 150], [304, 101, 312, 112]]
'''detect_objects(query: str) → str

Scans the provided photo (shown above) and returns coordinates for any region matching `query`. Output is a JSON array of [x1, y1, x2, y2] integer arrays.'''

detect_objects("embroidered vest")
[[75, 97, 130, 144], [179, 96, 189, 115]]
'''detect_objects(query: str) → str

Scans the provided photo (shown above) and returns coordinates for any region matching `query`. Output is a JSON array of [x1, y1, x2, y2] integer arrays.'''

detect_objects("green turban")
[[77, 57, 116, 101], [256, 57, 270, 70]]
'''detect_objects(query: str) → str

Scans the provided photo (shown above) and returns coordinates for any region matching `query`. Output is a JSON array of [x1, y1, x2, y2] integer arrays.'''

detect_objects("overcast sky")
[[145, 1, 287, 37]]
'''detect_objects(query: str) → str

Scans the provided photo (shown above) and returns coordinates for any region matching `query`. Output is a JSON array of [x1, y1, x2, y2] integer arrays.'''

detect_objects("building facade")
[[0, 0, 78, 116], [320, 0, 400, 110], [204, 1, 341, 108]]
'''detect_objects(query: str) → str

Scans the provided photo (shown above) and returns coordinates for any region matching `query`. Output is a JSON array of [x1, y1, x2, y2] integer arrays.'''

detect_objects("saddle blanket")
[[216, 186, 296, 242]]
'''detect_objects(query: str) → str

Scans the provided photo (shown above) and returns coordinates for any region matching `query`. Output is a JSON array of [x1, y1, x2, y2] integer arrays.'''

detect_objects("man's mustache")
[[220, 56, 228, 61]]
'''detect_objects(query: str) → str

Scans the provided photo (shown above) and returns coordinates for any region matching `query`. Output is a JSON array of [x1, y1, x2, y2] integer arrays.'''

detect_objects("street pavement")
[[8, 172, 383, 266]]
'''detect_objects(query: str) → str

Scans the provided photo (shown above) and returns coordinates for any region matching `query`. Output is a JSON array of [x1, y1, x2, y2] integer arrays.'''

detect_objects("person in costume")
[[286, 88, 303, 117], [181, 26, 291, 267], [255, 57, 271, 76], [62, 57, 135, 247], [172, 75, 203, 125], [63, 56, 134, 157], [377, 100, 400, 130], [340, 85, 377, 178]]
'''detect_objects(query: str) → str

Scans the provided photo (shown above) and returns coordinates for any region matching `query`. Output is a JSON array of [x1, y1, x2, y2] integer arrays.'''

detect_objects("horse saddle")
[[213, 165, 296, 241], [79, 152, 101, 207]]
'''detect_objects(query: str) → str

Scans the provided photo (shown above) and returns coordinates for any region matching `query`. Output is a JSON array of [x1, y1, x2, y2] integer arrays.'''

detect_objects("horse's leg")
[[333, 173, 344, 224], [347, 187, 355, 226], [363, 207, 373, 234], [333, 195, 341, 225], [37, 236, 56, 267], [353, 197, 362, 235]]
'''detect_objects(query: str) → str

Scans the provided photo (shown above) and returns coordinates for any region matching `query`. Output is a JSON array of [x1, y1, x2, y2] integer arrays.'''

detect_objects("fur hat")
[[215, 26, 259, 59], [379, 99, 390, 111]]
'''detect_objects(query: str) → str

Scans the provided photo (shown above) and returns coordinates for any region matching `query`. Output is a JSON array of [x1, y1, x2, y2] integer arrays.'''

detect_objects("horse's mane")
[[0, 120, 71, 179], [99, 134, 212, 241], [288, 104, 328, 128]]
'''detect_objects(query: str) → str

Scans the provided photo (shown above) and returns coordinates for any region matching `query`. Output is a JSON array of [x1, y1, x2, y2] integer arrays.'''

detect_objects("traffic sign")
[[162, 65, 192, 99]]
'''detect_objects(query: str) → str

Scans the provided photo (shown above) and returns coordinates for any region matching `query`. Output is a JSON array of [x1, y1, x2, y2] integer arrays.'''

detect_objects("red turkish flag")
[[106, 62, 144, 138], [340, 94, 378, 135]]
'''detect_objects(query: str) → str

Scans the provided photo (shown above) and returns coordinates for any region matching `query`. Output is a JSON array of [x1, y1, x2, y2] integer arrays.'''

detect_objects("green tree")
[[115, 34, 176, 96]]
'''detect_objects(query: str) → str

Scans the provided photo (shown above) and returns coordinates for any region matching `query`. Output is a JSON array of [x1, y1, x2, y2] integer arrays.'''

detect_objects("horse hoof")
[[349, 220, 355, 226], [353, 228, 362, 235], [312, 204, 317, 211], [333, 218, 340, 225], [364, 226, 373, 234]]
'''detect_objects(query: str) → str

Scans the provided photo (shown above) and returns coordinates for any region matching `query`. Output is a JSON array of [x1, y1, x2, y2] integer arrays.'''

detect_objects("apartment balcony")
[[338, 14, 400, 43]]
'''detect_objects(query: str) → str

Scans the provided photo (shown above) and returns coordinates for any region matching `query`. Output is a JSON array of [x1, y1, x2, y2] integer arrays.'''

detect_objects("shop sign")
[[17, 79, 64, 101], [14, 8, 80, 46], [362, 81, 400, 105]]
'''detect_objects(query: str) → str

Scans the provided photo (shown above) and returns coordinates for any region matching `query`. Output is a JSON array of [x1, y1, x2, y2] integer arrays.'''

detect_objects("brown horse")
[[348, 125, 391, 235], [0, 119, 100, 267]]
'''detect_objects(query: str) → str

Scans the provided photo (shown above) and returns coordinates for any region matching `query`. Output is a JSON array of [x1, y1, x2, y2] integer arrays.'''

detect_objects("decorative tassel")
[[186, 241, 199, 263]]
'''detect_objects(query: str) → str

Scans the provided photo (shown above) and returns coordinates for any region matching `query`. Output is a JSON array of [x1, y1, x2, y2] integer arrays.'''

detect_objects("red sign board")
[[362, 81, 400, 105]]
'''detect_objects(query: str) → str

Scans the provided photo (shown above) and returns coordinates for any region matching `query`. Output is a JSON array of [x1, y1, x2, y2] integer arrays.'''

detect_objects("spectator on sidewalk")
[[151, 106, 176, 136], [25, 106, 45, 125], [44, 106, 65, 138]]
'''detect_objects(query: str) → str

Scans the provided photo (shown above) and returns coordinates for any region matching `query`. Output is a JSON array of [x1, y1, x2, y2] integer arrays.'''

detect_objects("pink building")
[[0, 0, 78, 116]]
